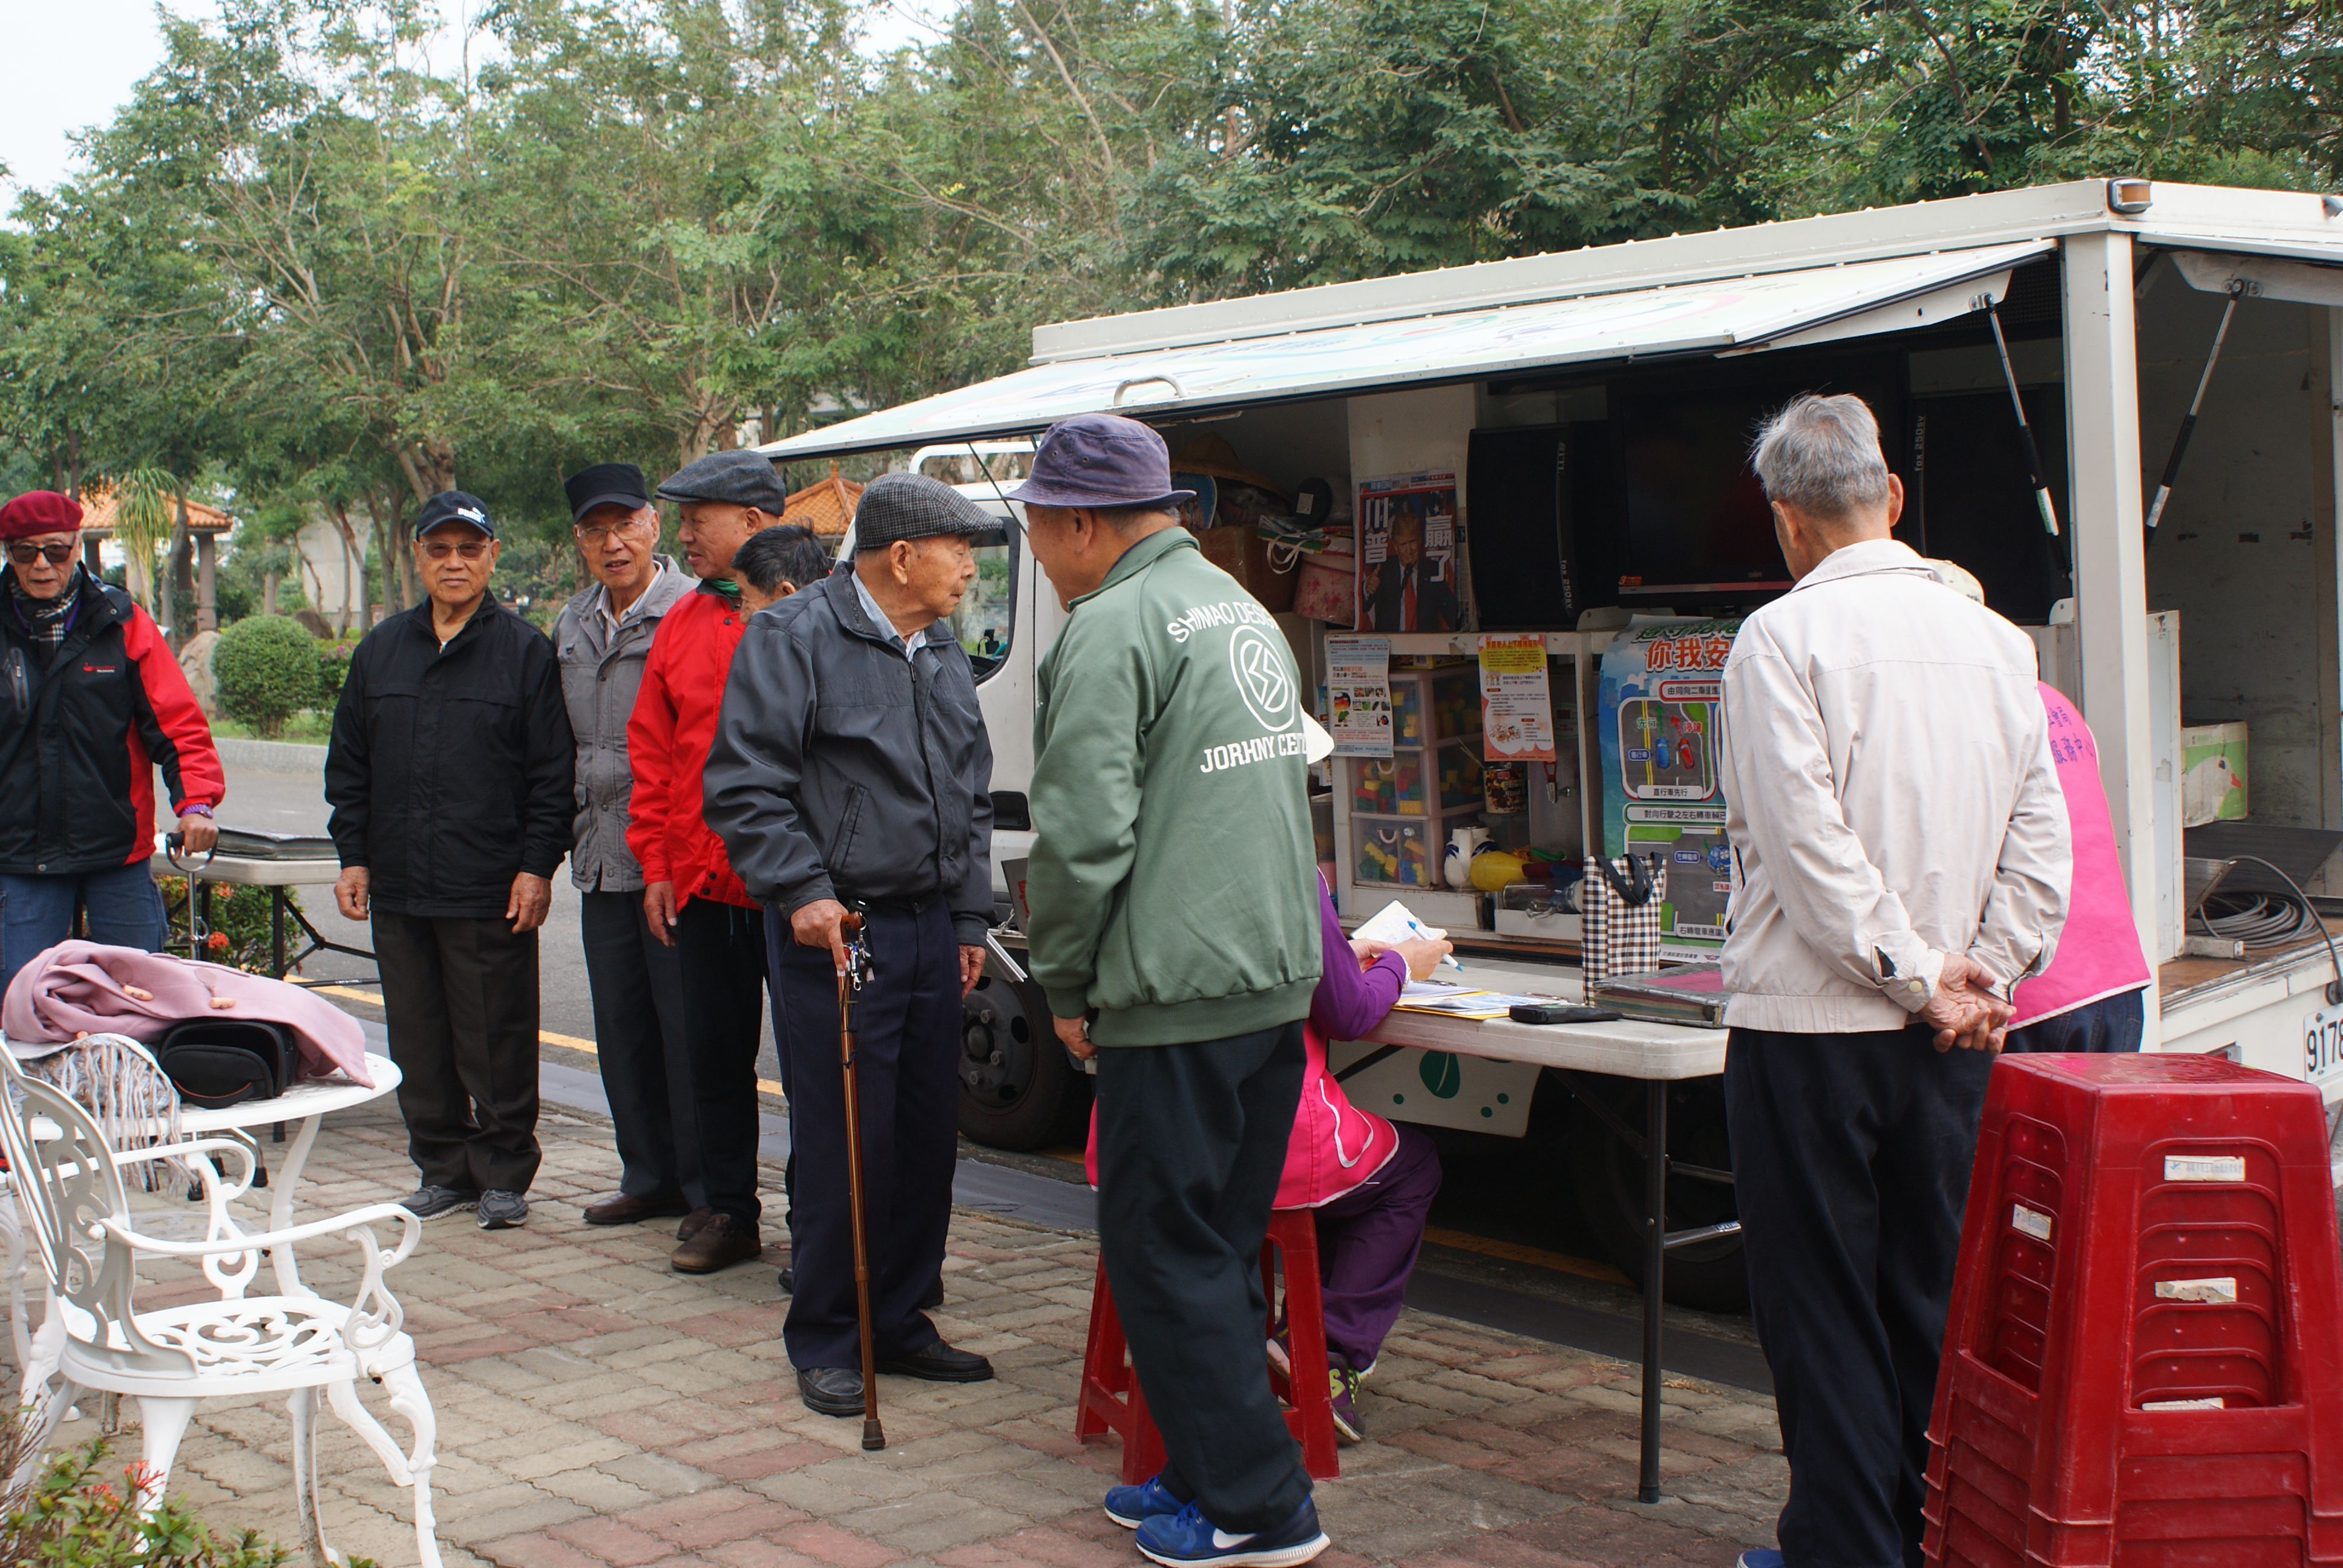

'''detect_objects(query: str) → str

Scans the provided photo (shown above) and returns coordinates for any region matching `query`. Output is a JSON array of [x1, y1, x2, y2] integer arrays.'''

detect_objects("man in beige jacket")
[[1718, 393, 2069, 1568]]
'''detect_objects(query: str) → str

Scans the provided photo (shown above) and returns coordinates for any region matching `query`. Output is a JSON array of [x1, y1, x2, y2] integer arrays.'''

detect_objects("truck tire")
[[957, 973, 1090, 1151], [1565, 1077, 1750, 1314]]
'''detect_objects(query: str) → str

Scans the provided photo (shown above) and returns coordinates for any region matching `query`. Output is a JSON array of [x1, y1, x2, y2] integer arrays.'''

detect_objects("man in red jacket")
[[627, 450, 789, 1275], [0, 491, 223, 995]]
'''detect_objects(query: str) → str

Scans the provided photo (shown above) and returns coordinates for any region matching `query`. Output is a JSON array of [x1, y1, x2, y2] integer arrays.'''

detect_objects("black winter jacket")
[[702, 569, 994, 942], [325, 599, 575, 918], [0, 569, 224, 876]]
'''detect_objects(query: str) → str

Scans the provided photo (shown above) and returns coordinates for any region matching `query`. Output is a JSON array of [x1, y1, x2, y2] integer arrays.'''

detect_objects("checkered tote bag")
[[1581, 852, 1666, 988]]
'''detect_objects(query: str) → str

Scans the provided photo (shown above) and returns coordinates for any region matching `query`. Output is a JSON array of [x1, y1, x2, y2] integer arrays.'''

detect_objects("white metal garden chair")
[[0, 1047, 442, 1567]]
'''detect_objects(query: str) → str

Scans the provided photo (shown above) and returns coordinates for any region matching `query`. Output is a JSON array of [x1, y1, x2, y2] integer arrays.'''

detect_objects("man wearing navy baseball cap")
[[327, 489, 575, 1234], [552, 463, 701, 1237], [1015, 414, 1330, 1567]]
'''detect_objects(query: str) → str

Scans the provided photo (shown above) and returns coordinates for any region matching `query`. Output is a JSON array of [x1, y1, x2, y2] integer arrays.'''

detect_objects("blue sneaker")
[[1103, 1472, 1184, 1529], [1735, 1551, 1784, 1568], [1135, 1497, 1329, 1567]]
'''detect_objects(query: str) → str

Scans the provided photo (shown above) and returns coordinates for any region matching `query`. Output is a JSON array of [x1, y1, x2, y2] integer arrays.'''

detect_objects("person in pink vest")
[[2004, 682, 2151, 1051], [1086, 857, 1447, 1446]]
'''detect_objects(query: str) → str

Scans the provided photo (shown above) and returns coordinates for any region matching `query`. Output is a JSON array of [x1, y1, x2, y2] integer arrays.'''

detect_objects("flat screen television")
[[1611, 360, 1904, 606]]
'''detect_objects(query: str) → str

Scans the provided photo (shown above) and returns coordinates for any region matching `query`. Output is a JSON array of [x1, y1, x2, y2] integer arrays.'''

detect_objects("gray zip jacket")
[[554, 557, 692, 892], [703, 566, 995, 942]]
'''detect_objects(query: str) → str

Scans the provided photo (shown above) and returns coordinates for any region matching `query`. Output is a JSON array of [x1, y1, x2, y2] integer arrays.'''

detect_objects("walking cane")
[[836, 908, 885, 1451]]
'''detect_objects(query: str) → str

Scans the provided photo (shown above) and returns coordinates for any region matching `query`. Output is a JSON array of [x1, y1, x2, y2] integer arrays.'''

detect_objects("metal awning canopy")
[[760, 240, 2050, 462]]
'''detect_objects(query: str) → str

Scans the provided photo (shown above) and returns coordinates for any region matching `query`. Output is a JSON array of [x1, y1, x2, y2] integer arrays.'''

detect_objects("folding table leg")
[[1639, 1078, 1666, 1504]]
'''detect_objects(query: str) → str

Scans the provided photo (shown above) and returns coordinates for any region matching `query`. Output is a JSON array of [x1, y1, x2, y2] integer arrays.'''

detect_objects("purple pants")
[[1313, 1123, 1441, 1372]]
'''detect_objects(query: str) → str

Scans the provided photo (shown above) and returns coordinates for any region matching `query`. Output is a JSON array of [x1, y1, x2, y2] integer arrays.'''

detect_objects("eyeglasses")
[[573, 518, 655, 544], [419, 540, 493, 561], [5, 541, 77, 567]]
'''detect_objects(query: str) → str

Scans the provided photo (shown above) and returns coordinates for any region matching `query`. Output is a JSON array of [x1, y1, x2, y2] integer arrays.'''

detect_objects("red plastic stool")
[[1923, 1053, 2343, 1567], [1076, 1208, 1342, 1483]]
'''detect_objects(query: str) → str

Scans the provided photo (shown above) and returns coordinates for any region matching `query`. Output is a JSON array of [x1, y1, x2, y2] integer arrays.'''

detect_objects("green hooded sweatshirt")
[[1025, 528, 1322, 1047]]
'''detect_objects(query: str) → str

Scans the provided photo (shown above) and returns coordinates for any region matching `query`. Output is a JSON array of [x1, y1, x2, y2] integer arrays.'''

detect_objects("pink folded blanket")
[[4, 941, 372, 1086]]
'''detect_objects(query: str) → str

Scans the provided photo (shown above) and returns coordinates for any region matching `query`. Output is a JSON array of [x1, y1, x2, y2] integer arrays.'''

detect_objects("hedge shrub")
[[212, 615, 320, 740]]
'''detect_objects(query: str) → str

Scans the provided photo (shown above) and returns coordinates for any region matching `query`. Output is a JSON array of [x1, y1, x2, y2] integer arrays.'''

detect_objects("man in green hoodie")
[[1016, 414, 1328, 1568]]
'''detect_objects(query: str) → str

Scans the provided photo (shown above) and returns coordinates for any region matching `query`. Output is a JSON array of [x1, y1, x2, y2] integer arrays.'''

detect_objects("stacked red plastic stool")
[[1924, 1052, 2343, 1567], [1076, 1208, 1342, 1483]]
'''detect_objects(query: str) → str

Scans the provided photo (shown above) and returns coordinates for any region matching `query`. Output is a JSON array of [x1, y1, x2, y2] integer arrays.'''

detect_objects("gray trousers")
[[579, 889, 702, 1207]]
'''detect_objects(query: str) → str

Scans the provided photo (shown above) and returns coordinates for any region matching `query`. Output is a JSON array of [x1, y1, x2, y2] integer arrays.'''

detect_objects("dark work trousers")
[[1096, 1021, 1311, 1535], [1314, 1123, 1442, 1374], [2004, 986, 2146, 1054], [579, 890, 701, 1207], [771, 899, 961, 1369], [674, 898, 767, 1226], [373, 911, 544, 1194], [1725, 1026, 1993, 1568]]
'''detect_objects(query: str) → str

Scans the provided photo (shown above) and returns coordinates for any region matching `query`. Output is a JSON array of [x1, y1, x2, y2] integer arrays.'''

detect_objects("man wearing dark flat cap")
[[704, 471, 998, 1417], [327, 490, 575, 1233], [552, 463, 700, 1235], [626, 448, 788, 1275]]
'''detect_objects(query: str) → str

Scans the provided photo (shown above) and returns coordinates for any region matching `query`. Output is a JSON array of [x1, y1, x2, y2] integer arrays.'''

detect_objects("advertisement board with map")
[[1596, 618, 1743, 961]]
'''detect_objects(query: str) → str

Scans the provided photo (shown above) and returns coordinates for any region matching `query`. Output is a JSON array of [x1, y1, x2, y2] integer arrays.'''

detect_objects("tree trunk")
[[327, 501, 364, 635], [263, 569, 279, 617], [64, 430, 81, 501], [163, 491, 193, 650]]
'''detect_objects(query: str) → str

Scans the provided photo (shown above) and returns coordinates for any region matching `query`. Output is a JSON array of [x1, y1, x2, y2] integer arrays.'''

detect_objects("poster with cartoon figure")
[[1597, 618, 1743, 961]]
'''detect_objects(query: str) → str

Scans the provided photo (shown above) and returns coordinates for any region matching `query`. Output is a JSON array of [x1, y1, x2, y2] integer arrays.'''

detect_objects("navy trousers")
[[1726, 1026, 1992, 1568], [2004, 986, 2146, 1053], [578, 889, 700, 1207], [771, 900, 960, 1370], [1096, 1021, 1311, 1535], [675, 899, 767, 1225]]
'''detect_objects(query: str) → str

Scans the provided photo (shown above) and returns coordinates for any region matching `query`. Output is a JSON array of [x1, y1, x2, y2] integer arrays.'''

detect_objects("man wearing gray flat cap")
[[704, 470, 999, 1417]]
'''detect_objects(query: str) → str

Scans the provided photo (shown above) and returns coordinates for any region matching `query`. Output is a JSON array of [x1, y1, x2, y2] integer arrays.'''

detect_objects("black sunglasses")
[[5, 541, 76, 567]]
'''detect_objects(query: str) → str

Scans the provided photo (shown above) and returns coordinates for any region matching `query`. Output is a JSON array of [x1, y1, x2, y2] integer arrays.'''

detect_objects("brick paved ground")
[[33, 1097, 1785, 1568]]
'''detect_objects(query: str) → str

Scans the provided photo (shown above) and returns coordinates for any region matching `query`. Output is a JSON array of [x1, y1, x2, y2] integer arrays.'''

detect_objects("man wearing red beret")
[[0, 491, 224, 995]]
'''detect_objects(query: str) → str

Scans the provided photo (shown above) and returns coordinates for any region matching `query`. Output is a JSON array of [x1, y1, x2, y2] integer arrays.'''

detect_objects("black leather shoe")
[[583, 1191, 690, 1226], [776, 1265, 793, 1295], [877, 1341, 994, 1383], [797, 1365, 864, 1417]]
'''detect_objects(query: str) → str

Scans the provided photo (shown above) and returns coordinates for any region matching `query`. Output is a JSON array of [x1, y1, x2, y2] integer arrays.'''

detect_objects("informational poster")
[[1325, 634, 1393, 757], [1595, 617, 1743, 961], [1477, 634, 1556, 763], [1356, 472, 1462, 633]]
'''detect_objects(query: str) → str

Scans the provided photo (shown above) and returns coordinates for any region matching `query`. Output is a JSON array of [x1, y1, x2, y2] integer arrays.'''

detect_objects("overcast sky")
[[0, 0, 951, 203]]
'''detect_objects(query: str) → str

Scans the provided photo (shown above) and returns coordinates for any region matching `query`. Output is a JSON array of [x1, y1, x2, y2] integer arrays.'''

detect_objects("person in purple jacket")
[[1292, 871, 1450, 1439]]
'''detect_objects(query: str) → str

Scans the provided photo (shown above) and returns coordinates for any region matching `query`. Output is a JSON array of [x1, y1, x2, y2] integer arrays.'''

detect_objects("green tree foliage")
[[212, 613, 322, 739], [2, 0, 2339, 622]]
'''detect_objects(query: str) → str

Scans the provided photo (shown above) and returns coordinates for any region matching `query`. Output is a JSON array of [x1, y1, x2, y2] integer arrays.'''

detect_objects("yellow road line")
[[315, 984, 790, 1099], [1423, 1224, 1632, 1285]]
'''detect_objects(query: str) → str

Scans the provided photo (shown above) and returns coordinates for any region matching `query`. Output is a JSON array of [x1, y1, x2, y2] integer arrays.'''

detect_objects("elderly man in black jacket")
[[704, 472, 997, 1417], [326, 491, 575, 1232]]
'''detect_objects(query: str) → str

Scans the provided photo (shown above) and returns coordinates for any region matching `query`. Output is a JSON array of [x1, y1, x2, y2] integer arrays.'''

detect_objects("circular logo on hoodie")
[[1228, 626, 1297, 733]]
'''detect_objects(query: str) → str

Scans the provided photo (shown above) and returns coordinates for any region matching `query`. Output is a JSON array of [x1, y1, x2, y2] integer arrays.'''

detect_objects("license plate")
[[2304, 1002, 2343, 1087]]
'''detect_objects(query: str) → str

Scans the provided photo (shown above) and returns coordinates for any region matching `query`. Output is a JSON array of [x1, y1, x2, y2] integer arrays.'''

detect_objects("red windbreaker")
[[624, 585, 755, 911]]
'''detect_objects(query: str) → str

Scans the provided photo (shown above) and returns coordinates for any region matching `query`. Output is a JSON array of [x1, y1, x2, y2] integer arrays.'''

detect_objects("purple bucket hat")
[[1007, 413, 1197, 511]]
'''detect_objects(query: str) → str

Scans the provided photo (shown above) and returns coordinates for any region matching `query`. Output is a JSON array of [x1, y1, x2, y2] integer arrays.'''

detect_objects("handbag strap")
[[1592, 852, 1656, 906]]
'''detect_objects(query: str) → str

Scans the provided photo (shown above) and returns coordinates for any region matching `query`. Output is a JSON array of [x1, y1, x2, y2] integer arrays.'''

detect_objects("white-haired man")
[[1719, 393, 2071, 1568]]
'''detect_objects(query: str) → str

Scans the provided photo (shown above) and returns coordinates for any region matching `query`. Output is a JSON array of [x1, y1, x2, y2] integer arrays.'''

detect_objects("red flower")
[[206, 932, 230, 951]]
